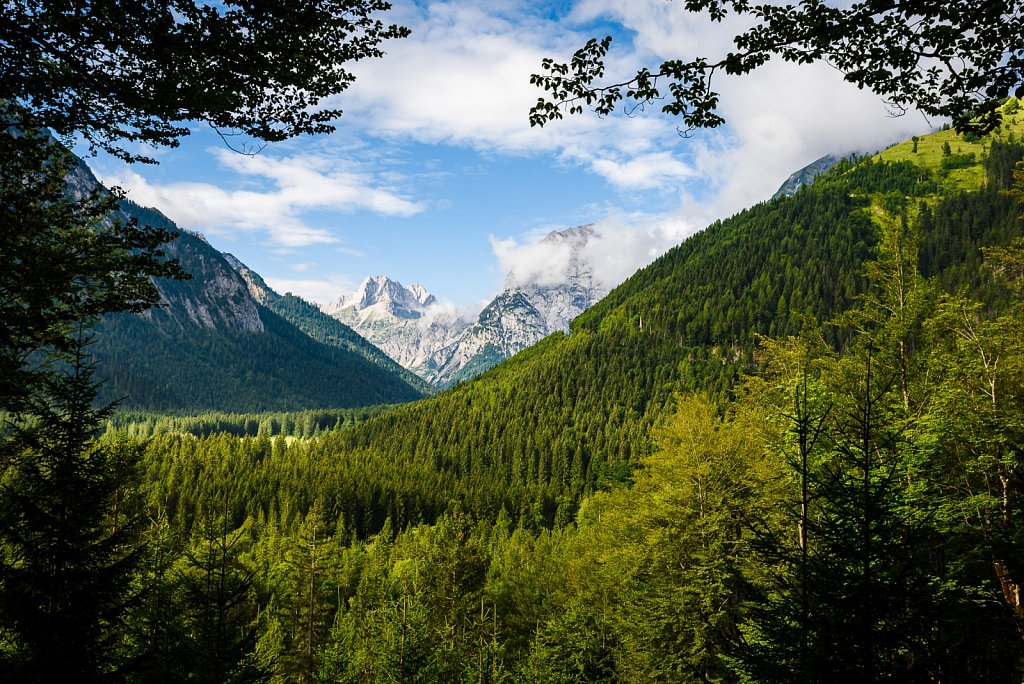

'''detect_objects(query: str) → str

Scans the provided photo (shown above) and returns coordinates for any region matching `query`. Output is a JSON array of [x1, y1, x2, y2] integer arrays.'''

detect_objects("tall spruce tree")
[[0, 333, 141, 681], [179, 512, 267, 684]]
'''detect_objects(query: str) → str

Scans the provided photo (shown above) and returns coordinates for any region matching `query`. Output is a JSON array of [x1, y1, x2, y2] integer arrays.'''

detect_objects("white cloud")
[[679, 59, 934, 220], [490, 232, 577, 288], [340, 0, 935, 215], [263, 274, 358, 307], [341, 1, 683, 162], [571, 0, 753, 63], [491, 212, 698, 295], [418, 299, 478, 327], [590, 151, 696, 190], [99, 149, 425, 248], [558, 0, 936, 218], [584, 213, 698, 287]]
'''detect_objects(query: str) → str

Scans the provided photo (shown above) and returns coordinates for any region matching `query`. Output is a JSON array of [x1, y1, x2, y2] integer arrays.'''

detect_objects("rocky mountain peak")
[[772, 154, 840, 199], [222, 253, 273, 304], [139, 232, 264, 334], [326, 276, 437, 322], [324, 224, 607, 387], [407, 283, 437, 307], [541, 223, 596, 246]]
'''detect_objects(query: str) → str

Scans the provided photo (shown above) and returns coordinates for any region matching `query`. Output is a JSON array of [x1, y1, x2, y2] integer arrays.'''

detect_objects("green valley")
[[5, 0, 1024, 680], [62, 109, 1024, 680]]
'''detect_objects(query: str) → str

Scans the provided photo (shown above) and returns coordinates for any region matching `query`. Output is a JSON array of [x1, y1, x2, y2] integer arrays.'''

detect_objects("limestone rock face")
[[68, 154, 265, 334], [327, 225, 607, 387], [144, 236, 265, 333]]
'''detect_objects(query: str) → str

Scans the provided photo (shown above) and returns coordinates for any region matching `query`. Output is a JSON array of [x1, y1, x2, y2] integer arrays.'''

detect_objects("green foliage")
[[3, 0, 409, 161], [941, 152, 977, 172], [108, 406, 392, 439], [0, 339, 142, 681], [919, 142, 1024, 302], [1, 2, 414, 679], [600, 395, 775, 681], [18, 138, 1024, 680], [273, 151, 1019, 534], [118, 146, 1024, 539], [0, 123, 183, 682], [826, 157, 937, 195], [531, 1, 1022, 135], [177, 514, 267, 683]]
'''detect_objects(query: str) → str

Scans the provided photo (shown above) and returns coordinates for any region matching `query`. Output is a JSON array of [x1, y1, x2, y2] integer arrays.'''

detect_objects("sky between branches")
[[90, 0, 934, 311]]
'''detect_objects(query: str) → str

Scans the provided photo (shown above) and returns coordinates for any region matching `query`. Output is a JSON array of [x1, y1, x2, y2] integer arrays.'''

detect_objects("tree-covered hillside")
[[92, 307, 424, 412], [298, 132, 1024, 526], [133, 117, 1024, 532], [89, 204, 425, 412], [94, 116, 1024, 681]]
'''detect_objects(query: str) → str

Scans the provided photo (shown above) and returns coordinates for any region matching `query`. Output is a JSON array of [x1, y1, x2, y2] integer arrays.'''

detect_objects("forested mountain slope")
[[119, 111, 1024, 681], [89, 201, 425, 411], [322, 142, 1020, 522], [152, 117, 1024, 533]]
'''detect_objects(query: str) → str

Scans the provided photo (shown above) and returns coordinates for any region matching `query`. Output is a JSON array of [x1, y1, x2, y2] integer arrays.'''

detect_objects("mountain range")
[[324, 275, 467, 384], [325, 225, 606, 387], [79, 150, 607, 409], [83, 183, 426, 411], [82, 110, 1024, 416]]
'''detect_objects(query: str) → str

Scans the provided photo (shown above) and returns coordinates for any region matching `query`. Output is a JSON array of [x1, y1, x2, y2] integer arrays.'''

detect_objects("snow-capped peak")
[[326, 275, 437, 321], [324, 225, 606, 387]]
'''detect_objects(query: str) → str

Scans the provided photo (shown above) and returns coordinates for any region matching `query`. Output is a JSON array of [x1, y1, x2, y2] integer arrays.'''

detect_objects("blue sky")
[[86, 0, 935, 312]]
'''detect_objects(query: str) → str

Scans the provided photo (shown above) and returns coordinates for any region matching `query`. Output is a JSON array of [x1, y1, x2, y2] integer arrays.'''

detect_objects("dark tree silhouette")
[[0, 335, 141, 681], [2, 0, 409, 161], [530, 1, 1023, 135]]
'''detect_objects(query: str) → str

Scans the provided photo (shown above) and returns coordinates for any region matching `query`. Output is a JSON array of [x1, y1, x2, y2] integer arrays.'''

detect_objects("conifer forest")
[[5, 1, 1024, 681]]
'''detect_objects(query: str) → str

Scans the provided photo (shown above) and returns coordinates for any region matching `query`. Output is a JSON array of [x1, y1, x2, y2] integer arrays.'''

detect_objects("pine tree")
[[0, 334, 141, 681], [279, 500, 337, 683], [181, 512, 263, 683]]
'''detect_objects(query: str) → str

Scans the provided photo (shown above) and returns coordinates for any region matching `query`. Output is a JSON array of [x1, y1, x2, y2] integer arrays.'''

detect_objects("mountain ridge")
[[83, 195, 426, 411], [326, 224, 607, 387]]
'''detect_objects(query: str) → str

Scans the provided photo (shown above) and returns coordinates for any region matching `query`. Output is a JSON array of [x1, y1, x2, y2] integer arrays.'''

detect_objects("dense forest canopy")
[[4, 0, 1024, 678], [34, 114, 1021, 681]]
